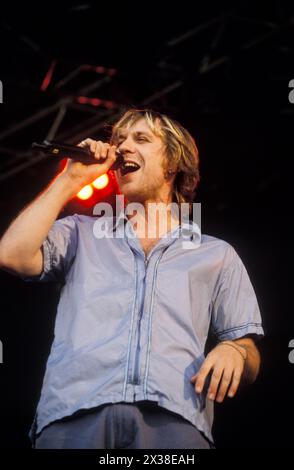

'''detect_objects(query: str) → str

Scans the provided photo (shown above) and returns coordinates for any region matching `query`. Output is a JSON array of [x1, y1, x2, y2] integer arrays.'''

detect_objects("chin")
[[120, 188, 145, 203]]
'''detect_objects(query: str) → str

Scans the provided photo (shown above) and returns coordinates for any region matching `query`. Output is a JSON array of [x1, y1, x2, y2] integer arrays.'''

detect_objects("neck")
[[126, 198, 180, 239]]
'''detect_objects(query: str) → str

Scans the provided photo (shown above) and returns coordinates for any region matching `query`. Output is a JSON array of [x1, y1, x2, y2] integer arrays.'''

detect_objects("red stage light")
[[77, 185, 93, 200], [92, 174, 109, 190]]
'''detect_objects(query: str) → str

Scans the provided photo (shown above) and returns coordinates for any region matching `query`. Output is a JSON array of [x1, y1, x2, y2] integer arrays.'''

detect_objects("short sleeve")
[[22, 214, 78, 283], [211, 246, 264, 342]]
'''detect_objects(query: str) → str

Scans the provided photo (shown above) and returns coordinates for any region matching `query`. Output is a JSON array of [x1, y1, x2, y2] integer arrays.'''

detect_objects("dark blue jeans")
[[35, 401, 213, 449]]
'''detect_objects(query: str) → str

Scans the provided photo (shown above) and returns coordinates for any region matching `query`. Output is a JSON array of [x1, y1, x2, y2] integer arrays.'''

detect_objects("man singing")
[[0, 109, 264, 449]]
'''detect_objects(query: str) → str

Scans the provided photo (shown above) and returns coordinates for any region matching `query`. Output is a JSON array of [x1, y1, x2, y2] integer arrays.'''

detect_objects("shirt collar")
[[111, 206, 201, 246]]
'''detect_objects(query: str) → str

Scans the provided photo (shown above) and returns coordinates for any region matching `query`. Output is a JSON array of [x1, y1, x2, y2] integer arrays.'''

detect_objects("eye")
[[137, 136, 148, 142]]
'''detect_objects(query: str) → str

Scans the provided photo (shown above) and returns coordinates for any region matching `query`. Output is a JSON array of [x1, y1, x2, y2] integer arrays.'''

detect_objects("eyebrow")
[[118, 130, 153, 140]]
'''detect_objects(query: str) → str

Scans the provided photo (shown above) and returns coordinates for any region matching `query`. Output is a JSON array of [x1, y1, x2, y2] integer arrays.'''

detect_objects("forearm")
[[0, 172, 76, 270], [0, 140, 118, 274], [234, 337, 261, 384]]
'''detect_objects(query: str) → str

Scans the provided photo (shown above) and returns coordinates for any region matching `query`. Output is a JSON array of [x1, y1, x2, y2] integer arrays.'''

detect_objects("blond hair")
[[110, 109, 200, 213]]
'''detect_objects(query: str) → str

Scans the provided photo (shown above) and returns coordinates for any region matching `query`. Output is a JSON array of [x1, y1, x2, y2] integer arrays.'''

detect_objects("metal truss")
[[0, 2, 293, 183]]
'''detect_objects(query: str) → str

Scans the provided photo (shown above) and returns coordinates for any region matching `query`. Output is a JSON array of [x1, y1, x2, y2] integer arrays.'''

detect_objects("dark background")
[[0, 0, 293, 449]]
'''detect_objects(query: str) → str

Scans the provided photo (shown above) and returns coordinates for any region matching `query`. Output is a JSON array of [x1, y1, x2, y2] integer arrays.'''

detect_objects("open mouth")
[[120, 161, 141, 176]]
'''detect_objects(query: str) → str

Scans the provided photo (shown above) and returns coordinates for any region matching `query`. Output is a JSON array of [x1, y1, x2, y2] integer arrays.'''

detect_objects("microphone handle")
[[31, 140, 124, 170]]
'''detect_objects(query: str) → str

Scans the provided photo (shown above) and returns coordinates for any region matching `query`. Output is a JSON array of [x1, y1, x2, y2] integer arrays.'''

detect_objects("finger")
[[227, 368, 243, 398], [101, 143, 111, 159], [86, 147, 117, 174], [190, 373, 198, 384], [215, 368, 233, 403], [107, 145, 118, 165], [108, 145, 118, 159], [77, 138, 93, 149], [194, 362, 213, 394], [94, 141, 103, 159], [207, 366, 224, 401]]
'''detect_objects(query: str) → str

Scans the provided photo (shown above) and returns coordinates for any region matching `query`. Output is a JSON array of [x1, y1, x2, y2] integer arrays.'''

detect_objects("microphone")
[[31, 140, 125, 170]]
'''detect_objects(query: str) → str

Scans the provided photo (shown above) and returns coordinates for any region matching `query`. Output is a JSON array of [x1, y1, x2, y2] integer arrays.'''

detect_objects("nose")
[[118, 135, 136, 155]]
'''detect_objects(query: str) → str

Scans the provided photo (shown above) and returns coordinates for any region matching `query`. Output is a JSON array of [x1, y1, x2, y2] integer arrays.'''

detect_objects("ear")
[[164, 168, 176, 180]]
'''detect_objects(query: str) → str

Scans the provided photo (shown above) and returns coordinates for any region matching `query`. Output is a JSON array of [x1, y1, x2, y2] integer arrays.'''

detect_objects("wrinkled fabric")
[[35, 401, 212, 449], [24, 212, 264, 443]]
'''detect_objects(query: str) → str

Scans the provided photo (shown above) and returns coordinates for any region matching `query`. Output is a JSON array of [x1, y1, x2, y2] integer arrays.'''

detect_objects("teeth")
[[124, 162, 139, 168], [120, 161, 140, 175]]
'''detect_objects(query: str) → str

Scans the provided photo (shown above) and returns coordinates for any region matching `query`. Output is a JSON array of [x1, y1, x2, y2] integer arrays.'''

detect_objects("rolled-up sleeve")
[[211, 246, 264, 341], [23, 214, 78, 283]]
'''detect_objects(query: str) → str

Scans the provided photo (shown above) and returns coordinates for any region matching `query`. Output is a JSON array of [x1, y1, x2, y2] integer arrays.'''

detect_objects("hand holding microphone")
[[77, 138, 124, 169], [65, 139, 119, 187], [32, 138, 124, 191]]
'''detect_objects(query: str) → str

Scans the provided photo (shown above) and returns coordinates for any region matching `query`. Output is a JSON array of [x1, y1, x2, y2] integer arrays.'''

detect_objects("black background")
[[0, 0, 293, 450]]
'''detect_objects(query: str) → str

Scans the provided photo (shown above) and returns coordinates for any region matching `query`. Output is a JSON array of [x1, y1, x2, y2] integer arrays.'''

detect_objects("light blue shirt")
[[25, 212, 264, 443]]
